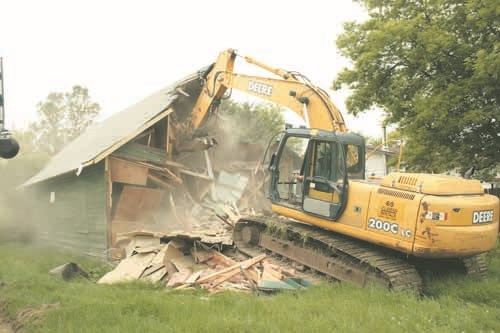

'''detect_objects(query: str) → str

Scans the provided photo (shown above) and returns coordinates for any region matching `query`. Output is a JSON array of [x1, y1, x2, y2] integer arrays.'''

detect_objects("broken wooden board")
[[206, 257, 265, 289], [109, 157, 148, 186], [133, 245, 161, 254], [115, 228, 232, 247], [141, 264, 165, 278], [184, 254, 266, 287], [185, 271, 202, 284], [181, 173, 213, 202], [163, 242, 184, 266], [149, 244, 168, 267], [148, 173, 175, 190], [207, 250, 237, 267], [109, 247, 126, 260], [170, 255, 196, 271], [190, 248, 213, 264], [114, 185, 165, 222], [166, 268, 192, 288], [98, 252, 156, 284], [111, 220, 146, 244], [262, 262, 284, 281], [143, 267, 167, 283], [165, 261, 178, 277], [113, 142, 186, 169], [125, 235, 161, 257], [151, 168, 182, 184], [155, 230, 233, 246]]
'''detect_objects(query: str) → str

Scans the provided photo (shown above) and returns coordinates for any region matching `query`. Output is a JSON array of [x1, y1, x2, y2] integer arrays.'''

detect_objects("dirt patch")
[[0, 300, 14, 333], [0, 317, 14, 333], [0, 298, 58, 333], [13, 303, 59, 332]]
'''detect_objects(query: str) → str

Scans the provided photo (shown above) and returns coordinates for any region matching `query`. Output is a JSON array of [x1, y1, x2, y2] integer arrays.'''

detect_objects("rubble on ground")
[[99, 234, 309, 292]]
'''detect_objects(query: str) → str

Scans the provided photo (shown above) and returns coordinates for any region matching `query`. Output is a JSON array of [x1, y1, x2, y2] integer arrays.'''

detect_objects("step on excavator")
[[188, 49, 499, 291]]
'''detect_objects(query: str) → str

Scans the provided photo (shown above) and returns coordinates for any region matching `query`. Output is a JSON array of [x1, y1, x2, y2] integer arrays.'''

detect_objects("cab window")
[[344, 144, 363, 179], [312, 141, 338, 181]]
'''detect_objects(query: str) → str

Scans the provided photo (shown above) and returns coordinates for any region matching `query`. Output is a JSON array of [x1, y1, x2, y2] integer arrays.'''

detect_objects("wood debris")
[[99, 113, 300, 292], [98, 234, 309, 292]]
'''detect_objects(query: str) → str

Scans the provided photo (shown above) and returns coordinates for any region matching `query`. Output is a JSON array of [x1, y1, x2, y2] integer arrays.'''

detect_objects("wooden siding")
[[33, 163, 107, 259]]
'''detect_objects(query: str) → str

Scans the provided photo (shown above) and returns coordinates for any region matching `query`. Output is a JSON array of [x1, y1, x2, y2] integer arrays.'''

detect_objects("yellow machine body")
[[273, 173, 499, 258]]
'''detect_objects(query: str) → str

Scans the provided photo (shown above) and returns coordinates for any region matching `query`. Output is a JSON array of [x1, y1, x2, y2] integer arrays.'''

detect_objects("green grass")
[[1, 241, 499, 333]]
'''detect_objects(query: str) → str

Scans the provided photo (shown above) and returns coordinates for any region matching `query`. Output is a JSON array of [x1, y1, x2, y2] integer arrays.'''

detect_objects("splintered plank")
[[148, 173, 175, 190], [208, 250, 237, 266], [144, 267, 167, 282], [114, 186, 165, 221], [125, 236, 161, 257], [171, 255, 196, 271], [141, 264, 165, 278], [98, 252, 155, 284], [185, 271, 203, 284], [166, 268, 192, 288], [183, 254, 266, 287], [190, 248, 213, 264], [109, 157, 148, 186], [162, 242, 184, 266], [111, 220, 146, 244], [262, 262, 284, 280]]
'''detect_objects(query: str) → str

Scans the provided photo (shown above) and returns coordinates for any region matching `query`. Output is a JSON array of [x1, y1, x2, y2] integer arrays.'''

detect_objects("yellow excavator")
[[190, 49, 499, 291]]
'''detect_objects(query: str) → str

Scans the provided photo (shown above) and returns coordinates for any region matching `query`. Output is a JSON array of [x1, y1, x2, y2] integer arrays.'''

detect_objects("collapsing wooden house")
[[22, 65, 246, 259]]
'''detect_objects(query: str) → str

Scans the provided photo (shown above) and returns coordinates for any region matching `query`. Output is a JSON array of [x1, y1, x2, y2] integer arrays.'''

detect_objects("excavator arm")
[[191, 49, 347, 133]]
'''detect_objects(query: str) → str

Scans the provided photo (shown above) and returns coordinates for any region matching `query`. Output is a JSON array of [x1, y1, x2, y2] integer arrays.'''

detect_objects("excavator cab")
[[269, 128, 365, 221]]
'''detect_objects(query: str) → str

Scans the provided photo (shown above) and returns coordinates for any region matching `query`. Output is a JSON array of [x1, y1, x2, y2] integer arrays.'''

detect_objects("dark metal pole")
[[0, 57, 20, 159], [0, 57, 5, 131]]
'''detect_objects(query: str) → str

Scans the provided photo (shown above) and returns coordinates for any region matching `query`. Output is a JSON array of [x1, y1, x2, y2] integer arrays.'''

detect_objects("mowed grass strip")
[[0, 241, 499, 333]]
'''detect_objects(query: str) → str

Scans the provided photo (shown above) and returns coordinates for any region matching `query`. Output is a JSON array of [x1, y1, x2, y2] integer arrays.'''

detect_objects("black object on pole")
[[0, 57, 20, 159]]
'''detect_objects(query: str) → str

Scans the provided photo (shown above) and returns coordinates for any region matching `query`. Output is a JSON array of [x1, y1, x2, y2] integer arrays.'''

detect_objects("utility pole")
[[0, 57, 20, 159]]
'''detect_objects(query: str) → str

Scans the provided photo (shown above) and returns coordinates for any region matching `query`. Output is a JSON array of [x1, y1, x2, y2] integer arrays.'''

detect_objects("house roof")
[[23, 66, 210, 187], [366, 143, 399, 156]]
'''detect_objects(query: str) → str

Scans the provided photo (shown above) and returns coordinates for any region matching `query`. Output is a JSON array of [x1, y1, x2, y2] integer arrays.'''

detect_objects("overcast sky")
[[0, 0, 386, 138]]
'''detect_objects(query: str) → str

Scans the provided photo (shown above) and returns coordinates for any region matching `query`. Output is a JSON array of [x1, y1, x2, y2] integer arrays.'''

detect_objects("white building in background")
[[365, 143, 399, 179]]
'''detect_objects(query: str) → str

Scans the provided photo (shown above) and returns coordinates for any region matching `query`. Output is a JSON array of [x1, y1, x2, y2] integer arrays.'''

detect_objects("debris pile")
[[107, 130, 270, 259], [99, 71, 292, 293], [99, 72, 277, 263], [99, 234, 309, 292]]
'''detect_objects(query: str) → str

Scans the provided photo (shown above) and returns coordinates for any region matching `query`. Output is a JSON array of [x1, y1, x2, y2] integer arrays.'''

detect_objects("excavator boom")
[[191, 49, 346, 132]]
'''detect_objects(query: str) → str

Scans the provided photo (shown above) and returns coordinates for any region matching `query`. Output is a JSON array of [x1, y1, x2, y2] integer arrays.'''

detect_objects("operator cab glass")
[[269, 129, 363, 221], [302, 139, 347, 219]]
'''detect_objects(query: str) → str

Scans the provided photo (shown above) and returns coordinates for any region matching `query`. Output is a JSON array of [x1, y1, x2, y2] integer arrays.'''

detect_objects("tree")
[[219, 100, 285, 144], [31, 86, 100, 154], [334, 0, 500, 177]]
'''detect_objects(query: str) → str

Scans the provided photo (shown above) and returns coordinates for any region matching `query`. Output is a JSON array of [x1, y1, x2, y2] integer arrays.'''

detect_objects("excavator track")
[[234, 216, 423, 293], [462, 254, 488, 278]]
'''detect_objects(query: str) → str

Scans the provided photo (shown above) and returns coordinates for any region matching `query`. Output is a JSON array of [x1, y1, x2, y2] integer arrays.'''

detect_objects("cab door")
[[302, 139, 348, 220]]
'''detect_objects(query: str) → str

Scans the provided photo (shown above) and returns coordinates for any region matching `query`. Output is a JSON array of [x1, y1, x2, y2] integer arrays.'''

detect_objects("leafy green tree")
[[219, 100, 285, 144], [334, 0, 500, 177], [31, 86, 100, 154]]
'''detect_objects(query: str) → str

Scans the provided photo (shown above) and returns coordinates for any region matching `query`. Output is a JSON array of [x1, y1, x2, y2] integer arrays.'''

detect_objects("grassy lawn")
[[1, 240, 499, 333]]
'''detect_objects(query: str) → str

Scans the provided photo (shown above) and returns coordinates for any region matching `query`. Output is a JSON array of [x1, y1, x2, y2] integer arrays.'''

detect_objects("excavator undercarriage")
[[233, 216, 488, 292]]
